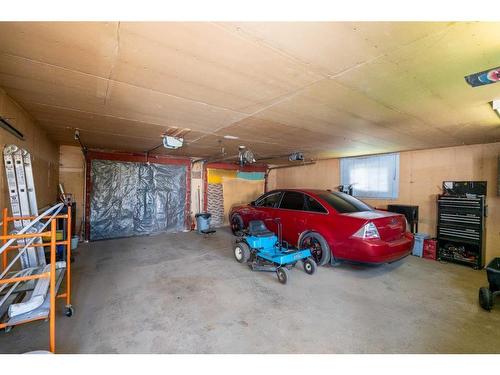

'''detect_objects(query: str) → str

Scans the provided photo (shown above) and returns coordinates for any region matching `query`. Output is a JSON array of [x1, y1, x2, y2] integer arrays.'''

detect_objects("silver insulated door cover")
[[90, 159, 187, 240]]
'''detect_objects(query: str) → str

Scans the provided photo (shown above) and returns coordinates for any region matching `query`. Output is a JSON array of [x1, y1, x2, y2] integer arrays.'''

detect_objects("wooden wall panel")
[[272, 159, 340, 190], [222, 177, 265, 225], [59, 145, 85, 236]]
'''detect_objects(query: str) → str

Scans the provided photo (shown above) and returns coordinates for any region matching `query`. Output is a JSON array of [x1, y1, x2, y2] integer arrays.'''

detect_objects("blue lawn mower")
[[233, 219, 317, 284]]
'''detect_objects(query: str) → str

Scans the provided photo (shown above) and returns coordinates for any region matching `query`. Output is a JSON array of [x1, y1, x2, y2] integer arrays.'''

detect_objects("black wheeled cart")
[[479, 257, 500, 311]]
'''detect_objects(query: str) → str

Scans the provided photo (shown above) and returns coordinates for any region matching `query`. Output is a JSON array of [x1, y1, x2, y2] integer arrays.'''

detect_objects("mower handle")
[[264, 217, 283, 245]]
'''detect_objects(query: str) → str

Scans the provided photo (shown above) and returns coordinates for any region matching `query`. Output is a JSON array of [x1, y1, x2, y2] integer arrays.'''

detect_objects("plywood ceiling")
[[0, 22, 499, 161]]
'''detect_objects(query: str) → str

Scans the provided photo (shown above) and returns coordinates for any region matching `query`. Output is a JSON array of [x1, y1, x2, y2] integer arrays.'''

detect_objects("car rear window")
[[317, 191, 373, 213]]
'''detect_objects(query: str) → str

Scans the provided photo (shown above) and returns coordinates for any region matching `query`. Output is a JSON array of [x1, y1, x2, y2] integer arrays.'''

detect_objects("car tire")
[[300, 232, 331, 266], [230, 214, 244, 236]]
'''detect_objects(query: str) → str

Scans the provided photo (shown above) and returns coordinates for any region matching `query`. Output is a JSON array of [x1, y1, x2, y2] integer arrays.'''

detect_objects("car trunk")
[[343, 210, 406, 242]]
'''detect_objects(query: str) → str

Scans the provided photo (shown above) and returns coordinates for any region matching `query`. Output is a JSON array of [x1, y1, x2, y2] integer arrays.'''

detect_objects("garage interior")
[[0, 21, 499, 353]]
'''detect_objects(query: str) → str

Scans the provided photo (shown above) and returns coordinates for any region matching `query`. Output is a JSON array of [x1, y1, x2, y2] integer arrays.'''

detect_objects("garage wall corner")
[[0, 88, 59, 211]]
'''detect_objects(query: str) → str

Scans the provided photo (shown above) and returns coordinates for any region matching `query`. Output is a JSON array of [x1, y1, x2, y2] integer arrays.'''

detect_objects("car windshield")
[[317, 191, 373, 214]]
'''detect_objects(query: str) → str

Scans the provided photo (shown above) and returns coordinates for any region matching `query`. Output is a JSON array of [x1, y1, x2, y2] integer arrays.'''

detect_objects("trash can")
[[413, 233, 430, 257], [195, 213, 212, 234]]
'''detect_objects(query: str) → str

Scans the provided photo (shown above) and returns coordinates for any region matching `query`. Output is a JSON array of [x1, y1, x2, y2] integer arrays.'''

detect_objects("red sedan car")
[[229, 189, 414, 266]]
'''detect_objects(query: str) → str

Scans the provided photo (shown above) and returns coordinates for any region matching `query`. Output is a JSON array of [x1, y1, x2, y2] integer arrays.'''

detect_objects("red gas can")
[[423, 239, 437, 260]]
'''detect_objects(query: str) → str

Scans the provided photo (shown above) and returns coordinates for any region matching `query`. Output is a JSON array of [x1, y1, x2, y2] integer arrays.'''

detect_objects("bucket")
[[71, 235, 79, 250], [195, 213, 211, 234]]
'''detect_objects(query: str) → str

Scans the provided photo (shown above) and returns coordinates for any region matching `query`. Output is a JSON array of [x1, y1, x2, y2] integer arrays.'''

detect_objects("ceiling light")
[[223, 135, 239, 140]]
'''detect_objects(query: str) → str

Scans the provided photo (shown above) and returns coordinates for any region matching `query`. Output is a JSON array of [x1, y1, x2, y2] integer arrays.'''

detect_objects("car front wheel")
[[300, 232, 331, 266], [230, 214, 244, 236]]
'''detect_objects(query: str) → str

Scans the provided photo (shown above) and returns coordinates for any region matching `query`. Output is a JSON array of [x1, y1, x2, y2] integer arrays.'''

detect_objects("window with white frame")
[[340, 153, 399, 199]]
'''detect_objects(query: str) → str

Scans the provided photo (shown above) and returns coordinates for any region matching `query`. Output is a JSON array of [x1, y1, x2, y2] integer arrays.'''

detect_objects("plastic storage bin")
[[412, 233, 430, 257]]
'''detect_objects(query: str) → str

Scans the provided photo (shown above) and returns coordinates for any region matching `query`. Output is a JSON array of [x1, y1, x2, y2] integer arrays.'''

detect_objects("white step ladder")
[[22, 148, 46, 265], [3, 145, 46, 268], [2, 144, 74, 336]]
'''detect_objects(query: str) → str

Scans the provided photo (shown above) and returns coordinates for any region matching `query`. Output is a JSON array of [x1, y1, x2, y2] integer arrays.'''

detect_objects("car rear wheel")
[[230, 214, 244, 236], [300, 232, 331, 266]]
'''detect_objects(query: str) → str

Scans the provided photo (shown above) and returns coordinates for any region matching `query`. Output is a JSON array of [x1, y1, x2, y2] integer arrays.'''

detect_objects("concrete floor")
[[0, 227, 499, 353]]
